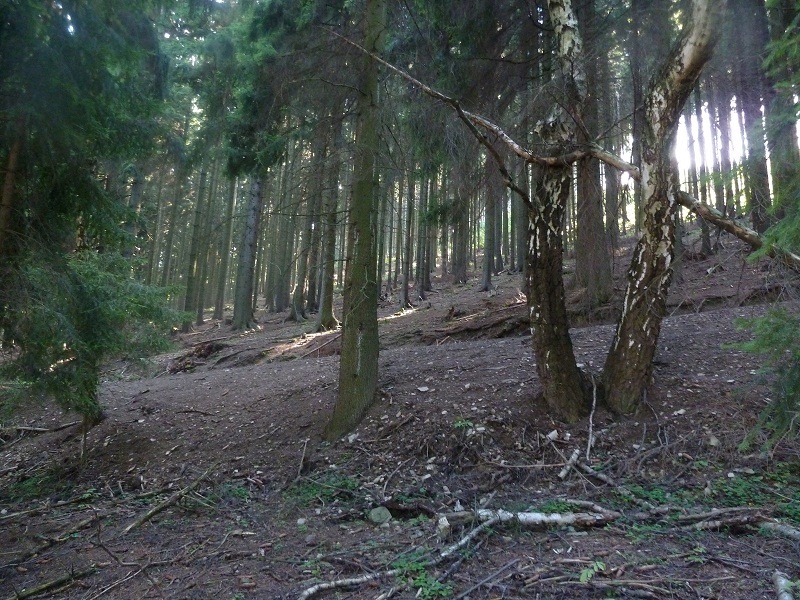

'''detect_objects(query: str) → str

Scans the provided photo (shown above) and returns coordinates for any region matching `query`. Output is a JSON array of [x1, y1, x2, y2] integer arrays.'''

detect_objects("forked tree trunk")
[[604, 0, 723, 414]]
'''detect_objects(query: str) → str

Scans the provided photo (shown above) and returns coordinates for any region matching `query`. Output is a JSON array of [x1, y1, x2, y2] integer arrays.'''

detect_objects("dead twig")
[[296, 516, 501, 600], [454, 558, 520, 599], [3, 565, 97, 600], [122, 462, 218, 535], [299, 332, 342, 359]]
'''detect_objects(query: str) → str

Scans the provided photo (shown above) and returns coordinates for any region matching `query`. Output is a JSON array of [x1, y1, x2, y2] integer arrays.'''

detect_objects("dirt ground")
[[1, 233, 799, 600]]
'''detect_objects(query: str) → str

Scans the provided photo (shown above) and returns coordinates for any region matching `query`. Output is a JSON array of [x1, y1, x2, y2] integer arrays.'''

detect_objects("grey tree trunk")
[[213, 178, 238, 321], [182, 166, 208, 332], [232, 178, 264, 330]]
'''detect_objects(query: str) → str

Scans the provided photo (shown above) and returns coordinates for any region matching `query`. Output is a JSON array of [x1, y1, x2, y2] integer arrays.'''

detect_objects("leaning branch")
[[676, 191, 800, 271], [329, 27, 800, 273]]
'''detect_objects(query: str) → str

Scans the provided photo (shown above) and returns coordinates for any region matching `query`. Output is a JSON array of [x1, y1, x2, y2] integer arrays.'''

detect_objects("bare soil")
[[2, 234, 799, 600]]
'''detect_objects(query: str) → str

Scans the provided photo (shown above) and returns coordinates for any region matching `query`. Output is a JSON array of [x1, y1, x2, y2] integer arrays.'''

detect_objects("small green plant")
[[214, 483, 251, 504], [3, 467, 75, 502], [625, 484, 669, 505], [537, 500, 573, 514], [453, 418, 473, 430], [284, 473, 360, 507], [686, 546, 707, 564], [407, 514, 431, 526], [392, 552, 452, 599], [579, 560, 606, 583], [625, 523, 665, 543], [411, 572, 453, 599]]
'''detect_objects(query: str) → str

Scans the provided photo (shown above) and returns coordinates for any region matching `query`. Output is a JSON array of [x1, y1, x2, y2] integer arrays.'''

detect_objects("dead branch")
[[299, 332, 342, 358], [122, 462, 218, 535], [677, 192, 800, 271], [297, 515, 501, 600], [440, 507, 618, 528], [8, 515, 98, 566], [773, 570, 795, 600], [760, 520, 800, 542], [3, 564, 97, 600], [558, 448, 581, 480], [453, 558, 520, 600]]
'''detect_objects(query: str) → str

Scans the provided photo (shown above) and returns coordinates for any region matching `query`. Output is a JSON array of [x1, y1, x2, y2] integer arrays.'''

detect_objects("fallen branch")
[[122, 462, 218, 535], [3, 564, 96, 600], [440, 507, 619, 529], [761, 520, 800, 541], [4, 421, 82, 434], [299, 332, 342, 359], [453, 558, 519, 600], [297, 515, 501, 600], [7, 515, 98, 566], [773, 570, 795, 600]]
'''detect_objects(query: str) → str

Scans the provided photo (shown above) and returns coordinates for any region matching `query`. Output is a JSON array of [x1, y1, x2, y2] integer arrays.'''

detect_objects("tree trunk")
[[574, 0, 612, 309], [182, 166, 208, 332], [213, 178, 238, 321], [604, 0, 723, 414], [232, 178, 264, 330], [315, 119, 344, 332], [732, 0, 773, 233], [0, 116, 25, 256], [399, 173, 415, 308], [479, 156, 499, 291], [528, 166, 591, 422], [325, 0, 386, 440]]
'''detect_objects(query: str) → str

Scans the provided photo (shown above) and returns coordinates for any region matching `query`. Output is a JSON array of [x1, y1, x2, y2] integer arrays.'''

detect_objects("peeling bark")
[[604, 0, 724, 415], [528, 167, 591, 422]]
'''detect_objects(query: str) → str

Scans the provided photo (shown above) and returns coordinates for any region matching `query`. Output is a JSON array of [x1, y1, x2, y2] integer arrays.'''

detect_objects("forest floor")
[[1, 231, 800, 600]]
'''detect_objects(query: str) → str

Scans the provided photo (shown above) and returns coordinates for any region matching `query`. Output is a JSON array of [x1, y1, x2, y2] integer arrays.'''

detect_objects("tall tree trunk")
[[146, 168, 166, 285], [326, 0, 386, 440], [414, 174, 428, 300], [213, 178, 238, 321], [604, 0, 723, 414], [0, 116, 25, 256], [479, 157, 499, 292], [525, 0, 591, 423], [316, 118, 344, 332], [574, 0, 612, 309], [732, 0, 772, 233], [399, 172, 415, 307], [159, 168, 186, 288], [528, 166, 591, 422], [182, 166, 208, 332], [232, 178, 264, 330], [693, 86, 713, 255]]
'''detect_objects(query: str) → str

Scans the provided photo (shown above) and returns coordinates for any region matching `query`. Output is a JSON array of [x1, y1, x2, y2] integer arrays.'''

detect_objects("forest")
[[1, 0, 800, 598]]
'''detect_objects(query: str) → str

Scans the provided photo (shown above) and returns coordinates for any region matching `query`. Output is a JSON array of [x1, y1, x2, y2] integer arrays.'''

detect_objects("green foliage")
[[284, 473, 360, 507], [579, 560, 606, 583], [737, 308, 800, 448], [1, 251, 181, 420], [537, 500, 573, 514], [392, 551, 453, 599], [2, 465, 77, 502]]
